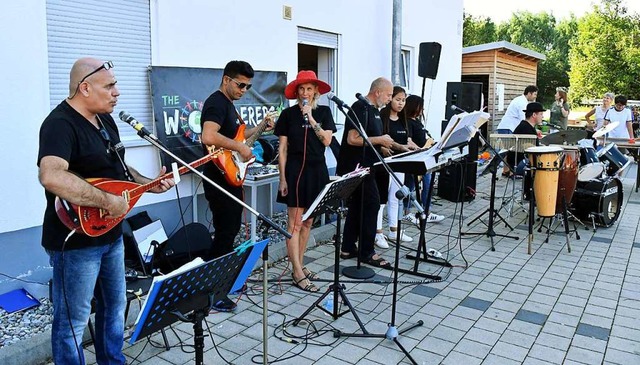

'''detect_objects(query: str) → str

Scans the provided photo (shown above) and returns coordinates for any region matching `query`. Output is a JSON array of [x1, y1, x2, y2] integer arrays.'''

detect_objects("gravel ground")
[[0, 298, 52, 349]]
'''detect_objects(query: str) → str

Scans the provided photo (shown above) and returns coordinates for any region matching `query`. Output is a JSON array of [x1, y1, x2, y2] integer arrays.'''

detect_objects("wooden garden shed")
[[461, 41, 545, 132]]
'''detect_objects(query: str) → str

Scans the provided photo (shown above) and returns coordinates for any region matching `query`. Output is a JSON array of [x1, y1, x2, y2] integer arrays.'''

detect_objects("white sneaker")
[[427, 248, 443, 259], [403, 213, 420, 225], [426, 213, 445, 223], [387, 229, 413, 243], [374, 233, 389, 249]]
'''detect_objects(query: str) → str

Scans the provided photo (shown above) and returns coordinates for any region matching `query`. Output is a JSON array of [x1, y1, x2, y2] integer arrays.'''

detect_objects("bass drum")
[[570, 178, 623, 227]]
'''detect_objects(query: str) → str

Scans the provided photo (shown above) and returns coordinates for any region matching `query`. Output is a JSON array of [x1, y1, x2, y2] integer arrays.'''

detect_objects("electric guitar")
[[55, 152, 219, 237], [210, 111, 277, 187]]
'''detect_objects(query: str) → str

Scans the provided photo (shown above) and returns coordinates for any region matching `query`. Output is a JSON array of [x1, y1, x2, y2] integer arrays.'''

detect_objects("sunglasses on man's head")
[[80, 61, 114, 84], [228, 76, 252, 90], [70, 61, 114, 99]]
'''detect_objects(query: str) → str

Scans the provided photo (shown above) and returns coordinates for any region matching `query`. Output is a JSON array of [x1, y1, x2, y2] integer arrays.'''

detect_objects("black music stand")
[[129, 239, 267, 365], [374, 148, 454, 279], [461, 149, 519, 251], [293, 171, 369, 330]]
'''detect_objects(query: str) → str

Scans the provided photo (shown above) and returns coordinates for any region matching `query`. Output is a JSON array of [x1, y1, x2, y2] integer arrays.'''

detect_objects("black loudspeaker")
[[444, 82, 483, 121], [437, 135, 478, 203], [154, 223, 212, 272], [418, 42, 442, 79]]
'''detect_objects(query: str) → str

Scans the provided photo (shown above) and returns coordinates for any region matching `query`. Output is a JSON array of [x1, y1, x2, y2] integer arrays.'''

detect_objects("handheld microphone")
[[119, 111, 156, 139], [355, 93, 371, 106], [450, 104, 467, 113], [327, 92, 349, 109], [302, 98, 309, 123]]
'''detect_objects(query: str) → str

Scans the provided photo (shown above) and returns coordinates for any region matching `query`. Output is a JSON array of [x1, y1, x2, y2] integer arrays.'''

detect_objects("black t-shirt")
[[200, 90, 242, 181], [386, 118, 409, 146], [336, 100, 383, 175], [408, 118, 427, 147], [274, 104, 336, 162], [513, 119, 537, 135], [37, 100, 127, 251]]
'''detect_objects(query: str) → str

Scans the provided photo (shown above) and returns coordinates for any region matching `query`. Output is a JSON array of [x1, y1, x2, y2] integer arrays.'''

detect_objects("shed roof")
[[462, 41, 546, 61]]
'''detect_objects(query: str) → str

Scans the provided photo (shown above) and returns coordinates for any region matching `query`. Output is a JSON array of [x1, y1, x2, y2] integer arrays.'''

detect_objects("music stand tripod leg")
[[293, 207, 369, 333], [336, 206, 423, 365], [561, 198, 572, 253]]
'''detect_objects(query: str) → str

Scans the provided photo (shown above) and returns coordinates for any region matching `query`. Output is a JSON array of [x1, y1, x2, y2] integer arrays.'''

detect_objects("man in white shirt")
[[497, 85, 538, 175], [496, 85, 539, 133], [604, 95, 634, 140]]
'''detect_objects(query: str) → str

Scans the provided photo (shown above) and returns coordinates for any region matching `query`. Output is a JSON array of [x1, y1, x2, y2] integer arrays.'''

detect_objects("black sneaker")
[[212, 296, 237, 312]]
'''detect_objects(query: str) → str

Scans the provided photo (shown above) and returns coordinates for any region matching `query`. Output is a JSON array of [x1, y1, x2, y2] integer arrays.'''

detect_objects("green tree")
[[569, 0, 640, 102], [495, 12, 578, 105], [462, 13, 498, 47]]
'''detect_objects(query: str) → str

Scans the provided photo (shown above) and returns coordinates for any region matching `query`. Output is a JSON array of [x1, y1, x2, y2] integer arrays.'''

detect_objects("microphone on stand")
[[327, 92, 350, 109], [119, 111, 157, 139], [302, 98, 309, 123], [355, 93, 371, 106]]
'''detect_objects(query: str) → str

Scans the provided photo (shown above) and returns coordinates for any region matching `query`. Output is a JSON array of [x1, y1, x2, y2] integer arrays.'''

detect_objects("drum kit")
[[526, 122, 630, 232]]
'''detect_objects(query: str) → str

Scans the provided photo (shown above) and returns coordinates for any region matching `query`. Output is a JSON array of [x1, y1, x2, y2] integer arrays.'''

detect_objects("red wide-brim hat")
[[284, 70, 331, 99]]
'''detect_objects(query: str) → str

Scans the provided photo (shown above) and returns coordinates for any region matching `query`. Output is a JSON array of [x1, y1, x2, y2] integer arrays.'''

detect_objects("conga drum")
[[526, 146, 563, 217], [555, 145, 579, 213]]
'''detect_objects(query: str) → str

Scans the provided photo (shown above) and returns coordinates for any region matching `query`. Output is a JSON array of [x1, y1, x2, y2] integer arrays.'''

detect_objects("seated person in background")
[[513, 102, 544, 175]]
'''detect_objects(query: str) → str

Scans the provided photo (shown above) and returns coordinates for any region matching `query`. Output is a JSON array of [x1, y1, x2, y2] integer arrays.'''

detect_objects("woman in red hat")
[[275, 70, 336, 292]]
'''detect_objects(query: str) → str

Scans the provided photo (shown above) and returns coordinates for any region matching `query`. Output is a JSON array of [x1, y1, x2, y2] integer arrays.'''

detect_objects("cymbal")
[[541, 129, 588, 145], [592, 121, 620, 138]]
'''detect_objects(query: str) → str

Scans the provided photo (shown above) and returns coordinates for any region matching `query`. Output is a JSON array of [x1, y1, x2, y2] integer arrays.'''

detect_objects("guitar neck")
[[132, 153, 216, 195]]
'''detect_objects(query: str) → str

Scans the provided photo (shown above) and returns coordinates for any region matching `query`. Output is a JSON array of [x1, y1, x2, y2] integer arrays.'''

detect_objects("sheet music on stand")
[[436, 110, 490, 152], [302, 167, 369, 221]]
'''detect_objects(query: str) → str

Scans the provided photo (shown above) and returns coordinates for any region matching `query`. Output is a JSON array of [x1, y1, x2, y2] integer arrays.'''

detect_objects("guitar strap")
[[97, 115, 135, 182]]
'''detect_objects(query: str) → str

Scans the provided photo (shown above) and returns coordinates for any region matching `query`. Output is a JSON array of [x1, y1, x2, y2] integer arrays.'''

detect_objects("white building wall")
[[0, 2, 51, 233], [0, 0, 463, 234]]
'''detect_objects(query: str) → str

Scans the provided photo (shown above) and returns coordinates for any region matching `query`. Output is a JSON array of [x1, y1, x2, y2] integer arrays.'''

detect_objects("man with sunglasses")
[[38, 57, 174, 365], [200, 60, 273, 312]]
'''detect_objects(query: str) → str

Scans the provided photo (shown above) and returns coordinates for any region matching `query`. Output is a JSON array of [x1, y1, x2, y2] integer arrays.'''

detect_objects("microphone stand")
[[331, 99, 424, 365], [127, 125, 291, 365]]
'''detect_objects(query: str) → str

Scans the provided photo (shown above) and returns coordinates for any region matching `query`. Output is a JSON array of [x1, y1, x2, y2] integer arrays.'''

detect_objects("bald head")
[[68, 57, 104, 97], [367, 77, 393, 108], [369, 77, 393, 93]]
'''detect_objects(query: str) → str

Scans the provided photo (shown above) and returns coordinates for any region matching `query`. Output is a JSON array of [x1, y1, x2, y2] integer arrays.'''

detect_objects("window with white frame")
[[400, 47, 412, 90]]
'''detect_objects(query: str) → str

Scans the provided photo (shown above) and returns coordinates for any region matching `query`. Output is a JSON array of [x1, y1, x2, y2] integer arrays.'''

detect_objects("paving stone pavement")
[[36, 164, 640, 364]]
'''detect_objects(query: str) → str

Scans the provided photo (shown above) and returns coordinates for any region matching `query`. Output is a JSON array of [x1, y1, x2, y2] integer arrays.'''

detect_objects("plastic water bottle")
[[322, 297, 333, 313]]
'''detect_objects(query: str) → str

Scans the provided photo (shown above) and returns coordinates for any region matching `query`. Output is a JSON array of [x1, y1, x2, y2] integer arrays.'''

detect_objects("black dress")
[[274, 104, 336, 208]]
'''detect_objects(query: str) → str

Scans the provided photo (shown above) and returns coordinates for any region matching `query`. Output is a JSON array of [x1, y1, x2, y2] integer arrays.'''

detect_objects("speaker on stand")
[[438, 82, 483, 202], [418, 42, 442, 100]]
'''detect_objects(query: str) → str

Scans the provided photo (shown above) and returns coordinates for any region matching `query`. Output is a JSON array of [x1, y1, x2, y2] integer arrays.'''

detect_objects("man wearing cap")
[[200, 60, 274, 311], [512, 102, 545, 175]]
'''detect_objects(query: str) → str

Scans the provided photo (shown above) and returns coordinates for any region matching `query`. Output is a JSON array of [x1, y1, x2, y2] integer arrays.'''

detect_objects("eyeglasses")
[[70, 61, 114, 98], [99, 127, 113, 153], [228, 76, 252, 90]]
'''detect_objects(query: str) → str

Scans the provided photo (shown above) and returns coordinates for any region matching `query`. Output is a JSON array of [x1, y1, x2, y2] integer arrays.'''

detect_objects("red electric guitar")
[[55, 152, 219, 237], [209, 111, 277, 187]]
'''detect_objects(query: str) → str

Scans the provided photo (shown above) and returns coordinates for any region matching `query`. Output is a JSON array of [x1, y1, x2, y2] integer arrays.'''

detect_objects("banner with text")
[[149, 66, 287, 167]]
